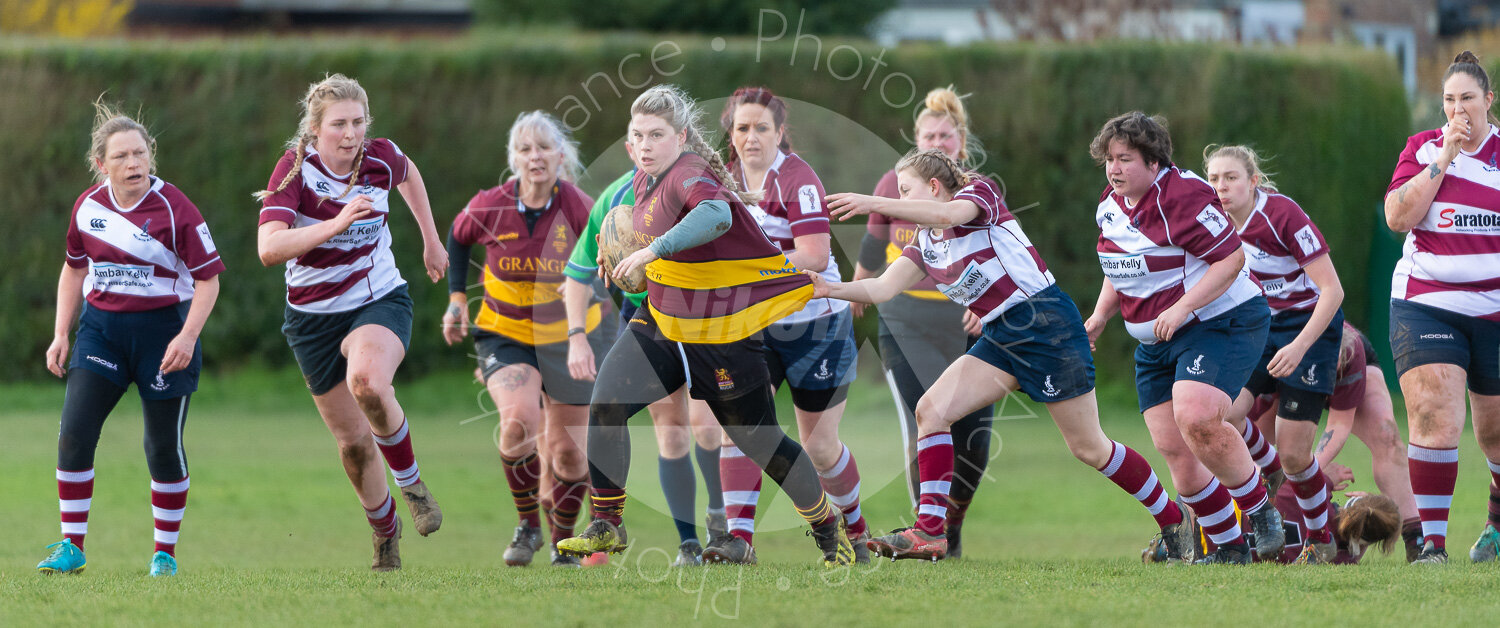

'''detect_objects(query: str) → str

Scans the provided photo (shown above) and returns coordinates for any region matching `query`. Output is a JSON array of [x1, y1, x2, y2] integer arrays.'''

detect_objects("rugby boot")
[[1247, 503, 1285, 560], [1414, 539, 1448, 564], [549, 546, 582, 568], [946, 519, 964, 560], [372, 518, 401, 572], [555, 519, 628, 557], [866, 527, 947, 562], [809, 516, 855, 567], [36, 539, 86, 575], [851, 531, 872, 564], [148, 551, 178, 577], [701, 534, 758, 565], [399, 480, 443, 536], [503, 523, 543, 567], [1470, 523, 1500, 563], [672, 539, 704, 567], [704, 510, 729, 545], [1194, 542, 1251, 565]]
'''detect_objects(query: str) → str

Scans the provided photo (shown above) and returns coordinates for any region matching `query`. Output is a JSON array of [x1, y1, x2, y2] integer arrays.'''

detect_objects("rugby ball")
[[597, 203, 648, 293]]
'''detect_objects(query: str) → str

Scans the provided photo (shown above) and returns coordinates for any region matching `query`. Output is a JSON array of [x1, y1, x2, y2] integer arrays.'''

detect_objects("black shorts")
[[1390, 298, 1500, 395], [282, 285, 413, 396], [70, 302, 200, 400], [474, 314, 617, 406], [592, 306, 769, 404]]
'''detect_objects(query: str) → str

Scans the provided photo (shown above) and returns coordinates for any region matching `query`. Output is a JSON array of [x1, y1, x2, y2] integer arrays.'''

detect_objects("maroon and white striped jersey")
[[259, 138, 410, 314], [899, 178, 1054, 322], [1388, 124, 1500, 320], [1237, 190, 1330, 314], [65, 177, 225, 312], [738, 151, 846, 324], [1095, 166, 1261, 344]]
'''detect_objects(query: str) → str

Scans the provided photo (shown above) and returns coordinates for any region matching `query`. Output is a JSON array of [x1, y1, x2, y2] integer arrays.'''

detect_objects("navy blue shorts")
[[70, 302, 200, 400], [1134, 297, 1271, 413], [967, 285, 1094, 404], [1390, 299, 1500, 395], [1244, 308, 1344, 397], [282, 285, 413, 396], [764, 309, 858, 392]]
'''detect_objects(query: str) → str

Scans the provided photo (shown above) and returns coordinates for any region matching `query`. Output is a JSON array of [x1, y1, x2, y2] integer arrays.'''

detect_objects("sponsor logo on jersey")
[[643, 197, 657, 227], [938, 260, 994, 306], [1435, 207, 1500, 232], [922, 247, 938, 264], [1186, 354, 1206, 375], [757, 261, 799, 277], [89, 218, 107, 231], [1260, 278, 1286, 294], [134, 218, 154, 242], [85, 355, 118, 371], [196, 223, 216, 254], [92, 263, 155, 289], [495, 232, 520, 242], [715, 368, 734, 391], [1300, 364, 1319, 386], [1101, 210, 1119, 225], [1196, 207, 1229, 236], [149, 370, 169, 392], [1099, 254, 1148, 280], [1041, 375, 1059, 397], [315, 180, 332, 195]]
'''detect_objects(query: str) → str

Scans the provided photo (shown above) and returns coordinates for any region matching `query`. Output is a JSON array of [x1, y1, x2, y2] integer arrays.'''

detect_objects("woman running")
[[555, 84, 854, 566], [852, 87, 996, 557], [255, 74, 446, 571], [1204, 144, 1346, 563], [442, 111, 614, 567], [1083, 112, 1280, 564], [37, 102, 224, 577], [822, 148, 1186, 561], [1383, 50, 1500, 564], [702, 86, 869, 565]]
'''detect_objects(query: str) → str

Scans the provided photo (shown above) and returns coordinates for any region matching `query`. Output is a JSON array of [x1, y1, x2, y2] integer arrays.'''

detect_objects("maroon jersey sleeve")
[[64, 187, 94, 268], [1165, 177, 1240, 264], [258, 150, 302, 226], [165, 185, 226, 280], [1387, 130, 1440, 195], [1329, 335, 1368, 412], [666, 157, 732, 218], [369, 138, 410, 188], [954, 179, 1007, 226], [563, 183, 595, 235], [450, 190, 496, 246], [1270, 197, 1331, 266], [780, 159, 830, 239], [900, 241, 925, 269]]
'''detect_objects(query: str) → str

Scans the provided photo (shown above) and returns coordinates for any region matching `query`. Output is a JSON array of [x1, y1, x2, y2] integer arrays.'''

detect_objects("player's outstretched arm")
[[827, 192, 979, 230], [808, 256, 924, 305]]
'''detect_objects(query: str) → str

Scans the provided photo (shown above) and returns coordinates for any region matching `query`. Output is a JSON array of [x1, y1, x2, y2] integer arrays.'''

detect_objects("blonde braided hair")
[[895, 148, 973, 196]]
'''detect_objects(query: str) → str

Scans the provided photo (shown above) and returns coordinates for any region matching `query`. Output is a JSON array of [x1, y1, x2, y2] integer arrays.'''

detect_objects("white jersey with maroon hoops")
[[899, 178, 1055, 323], [1096, 166, 1261, 344], [1237, 189, 1330, 314], [258, 138, 409, 314], [66, 177, 225, 312], [739, 151, 847, 324], [1388, 124, 1500, 320]]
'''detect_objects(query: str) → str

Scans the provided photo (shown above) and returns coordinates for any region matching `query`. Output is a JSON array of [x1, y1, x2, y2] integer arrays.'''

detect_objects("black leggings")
[[58, 368, 190, 482], [587, 331, 824, 511]]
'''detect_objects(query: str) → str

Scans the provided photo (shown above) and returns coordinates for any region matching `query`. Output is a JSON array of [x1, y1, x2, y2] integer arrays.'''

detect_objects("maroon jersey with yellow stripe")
[[632, 152, 812, 343], [451, 179, 599, 344]]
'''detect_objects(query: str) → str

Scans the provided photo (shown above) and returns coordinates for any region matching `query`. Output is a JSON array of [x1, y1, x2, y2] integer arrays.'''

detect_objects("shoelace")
[[42, 541, 75, 564]]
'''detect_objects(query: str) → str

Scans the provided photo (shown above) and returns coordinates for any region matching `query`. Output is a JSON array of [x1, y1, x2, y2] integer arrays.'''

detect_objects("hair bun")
[[1456, 50, 1481, 65]]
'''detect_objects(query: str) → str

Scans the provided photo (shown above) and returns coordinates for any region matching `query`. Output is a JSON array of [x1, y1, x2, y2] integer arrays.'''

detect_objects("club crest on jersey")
[[643, 197, 657, 227], [134, 218, 154, 242], [150, 370, 169, 392], [1041, 375, 1059, 397], [1301, 364, 1319, 386], [89, 218, 107, 232], [553, 223, 570, 253], [715, 368, 734, 391], [1196, 208, 1228, 236], [1294, 225, 1319, 257], [1186, 354, 1206, 375]]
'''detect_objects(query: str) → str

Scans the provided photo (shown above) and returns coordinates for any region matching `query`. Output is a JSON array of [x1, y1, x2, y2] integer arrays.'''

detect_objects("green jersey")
[[564, 168, 644, 306]]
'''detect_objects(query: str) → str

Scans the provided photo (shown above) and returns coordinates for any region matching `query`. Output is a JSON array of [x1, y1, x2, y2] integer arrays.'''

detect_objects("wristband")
[[567, 326, 587, 337]]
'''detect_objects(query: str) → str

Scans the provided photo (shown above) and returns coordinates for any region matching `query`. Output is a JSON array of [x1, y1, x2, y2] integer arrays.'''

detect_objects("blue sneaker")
[[149, 551, 177, 577], [36, 539, 86, 574]]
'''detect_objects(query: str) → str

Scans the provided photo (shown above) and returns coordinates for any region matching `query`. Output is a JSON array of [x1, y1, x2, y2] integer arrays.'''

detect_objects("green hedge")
[[0, 35, 1409, 383]]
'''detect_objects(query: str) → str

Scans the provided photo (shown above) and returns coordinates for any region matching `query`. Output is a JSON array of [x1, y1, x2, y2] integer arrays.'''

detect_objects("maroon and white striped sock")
[[1409, 444, 1459, 548], [1286, 460, 1333, 544], [1098, 441, 1183, 528], [1183, 478, 1244, 548], [501, 452, 542, 528], [57, 468, 94, 549], [720, 444, 762, 543], [549, 475, 589, 543], [366, 493, 399, 538], [817, 444, 867, 537], [373, 418, 421, 487], [1239, 418, 1283, 477], [1225, 468, 1269, 515], [151, 476, 189, 556], [915, 432, 955, 537], [1487, 458, 1500, 529]]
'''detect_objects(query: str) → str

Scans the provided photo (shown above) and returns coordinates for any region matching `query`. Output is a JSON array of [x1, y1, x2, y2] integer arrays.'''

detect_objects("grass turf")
[[2, 365, 1498, 626]]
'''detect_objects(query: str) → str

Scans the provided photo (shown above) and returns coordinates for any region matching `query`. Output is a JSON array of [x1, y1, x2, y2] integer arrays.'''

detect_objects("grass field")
[[2, 363, 1498, 626]]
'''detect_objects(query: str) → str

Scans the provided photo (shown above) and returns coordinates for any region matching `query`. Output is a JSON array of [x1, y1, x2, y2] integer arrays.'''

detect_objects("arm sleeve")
[[647, 199, 732, 257], [377, 139, 410, 187], [565, 186, 613, 283], [259, 152, 301, 226], [953, 180, 1005, 226], [859, 232, 888, 270], [1171, 190, 1241, 264], [65, 193, 88, 268], [1386, 132, 1431, 195], [170, 190, 226, 280], [782, 164, 830, 238], [446, 224, 472, 295], [1274, 200, 1331, 265]]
